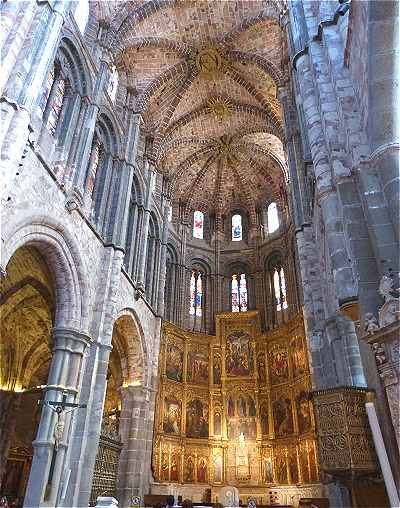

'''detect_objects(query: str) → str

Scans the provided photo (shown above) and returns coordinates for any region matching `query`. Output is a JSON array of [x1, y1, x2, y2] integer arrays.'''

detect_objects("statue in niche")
[[273, 398, 294, 437]]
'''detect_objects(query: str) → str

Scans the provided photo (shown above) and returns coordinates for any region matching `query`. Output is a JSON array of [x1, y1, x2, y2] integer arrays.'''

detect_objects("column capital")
[[51, 327, 92, 354]]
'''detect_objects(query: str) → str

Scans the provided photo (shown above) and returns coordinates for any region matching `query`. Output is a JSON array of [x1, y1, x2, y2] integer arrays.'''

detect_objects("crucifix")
[[39, 390, 87, 500]]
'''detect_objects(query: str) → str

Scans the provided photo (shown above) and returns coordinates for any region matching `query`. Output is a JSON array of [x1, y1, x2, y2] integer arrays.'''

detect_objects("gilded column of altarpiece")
[[152, 311, 319, 488]]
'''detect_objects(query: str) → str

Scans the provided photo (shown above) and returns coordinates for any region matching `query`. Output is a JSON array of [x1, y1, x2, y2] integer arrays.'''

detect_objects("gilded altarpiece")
[[153, 312, 320, 492]]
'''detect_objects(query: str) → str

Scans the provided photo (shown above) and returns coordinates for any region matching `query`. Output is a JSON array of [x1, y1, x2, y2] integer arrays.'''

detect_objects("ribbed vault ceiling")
[[95, 0, 289, 223]]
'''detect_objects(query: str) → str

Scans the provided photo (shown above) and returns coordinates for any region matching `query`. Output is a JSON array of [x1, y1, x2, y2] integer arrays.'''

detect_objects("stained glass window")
[[39, 68, 55, 112], [280, 267, 288, 310], [267, 202, 279, 233], [107, 65, 119, 103], [232, 214, 242, 241], [273, 267, 288, 312], [189, 270, 202, 316], [46, 78, 65, 135], [273, 269, 282, 311], [193, 210, 204, 239], [196, 272, 202, 317], [232, 273, 247, 312], [87, 139, 101, 196], [190, 271, 196, 315], [231, 274, 239, 312], [239, 273, 248, 311]]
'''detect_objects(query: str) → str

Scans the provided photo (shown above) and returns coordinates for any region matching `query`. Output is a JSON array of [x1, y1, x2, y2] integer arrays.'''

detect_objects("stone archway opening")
[[0, 246, 54, 507]]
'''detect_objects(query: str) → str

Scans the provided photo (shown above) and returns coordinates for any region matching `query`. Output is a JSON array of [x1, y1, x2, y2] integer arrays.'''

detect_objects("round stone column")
[[24, 327, 91, 508]]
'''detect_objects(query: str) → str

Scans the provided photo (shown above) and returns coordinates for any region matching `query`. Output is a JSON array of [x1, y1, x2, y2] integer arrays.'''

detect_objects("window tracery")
[[232, 214, 242, 241], [190, 270, 203, 317], [39, 65, 67, 136], [231, 273, 248, 312], [273, 266, 288, 312]]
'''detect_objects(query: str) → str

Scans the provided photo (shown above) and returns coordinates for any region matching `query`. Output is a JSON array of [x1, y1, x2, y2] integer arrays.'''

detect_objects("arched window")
[[273, 266, 288, 312], [231, 273, 248, 312], [189, 270, 203, 316], [267, 202, 279, 233], [73, 0, 89, 34], [232, 214, 242, 241], [39, 65, 66, 135], [107, 64, 119, 103], [124, 176, 143, 281], [167, 206, 172, 222], [86, 136, 103, 196], [193, 211, 204, 239], [145, 213, 161, 308]]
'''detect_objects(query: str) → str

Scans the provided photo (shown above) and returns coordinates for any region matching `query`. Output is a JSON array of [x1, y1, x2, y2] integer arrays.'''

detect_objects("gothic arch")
[[112, 311, 148, 387], [1, 215, 89, 331]]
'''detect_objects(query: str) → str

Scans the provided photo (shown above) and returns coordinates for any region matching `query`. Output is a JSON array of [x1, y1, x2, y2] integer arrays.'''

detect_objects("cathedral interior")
[[0, 1, 399, 508]]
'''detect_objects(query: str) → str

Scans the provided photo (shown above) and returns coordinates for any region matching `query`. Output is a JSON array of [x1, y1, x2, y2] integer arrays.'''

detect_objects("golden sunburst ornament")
[[206, 97, 233, 122]]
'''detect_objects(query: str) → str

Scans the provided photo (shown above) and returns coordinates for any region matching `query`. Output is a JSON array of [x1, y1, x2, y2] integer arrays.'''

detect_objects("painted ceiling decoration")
[[98, 0, 289, 220]]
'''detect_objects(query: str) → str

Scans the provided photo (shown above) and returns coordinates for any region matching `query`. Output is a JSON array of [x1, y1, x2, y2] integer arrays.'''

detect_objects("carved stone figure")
[[379, 299, 400, 328], [364, 312, 380, 335]]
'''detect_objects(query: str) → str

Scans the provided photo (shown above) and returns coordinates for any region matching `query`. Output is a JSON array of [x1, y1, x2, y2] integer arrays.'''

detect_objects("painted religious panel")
[[197, 457, 207, 483], [166, 344, 183, 382], [213, 353, 221, 385], [226, 394, 257, 441], [184, 456, 195, 482], [225, 330, 253, 377], [288, 448, 299, 484], [257, 353, 266, 385], [214, 411, 222, 436], [269, 348, 289, 384], [260, 400, 269, 435], [275, 454, 288, 484], [186, 399, 209, 438], [296, 391, 312, 434], [292, 340, 307, 378], [187, 349, 209, 384], [214, 455, 223, 483], [161, 451, 169, 481], [170, 454, 179, 482], [263, 457, 274, 483], [273, 397, 294, 437], [163, 398, 181, 434]]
